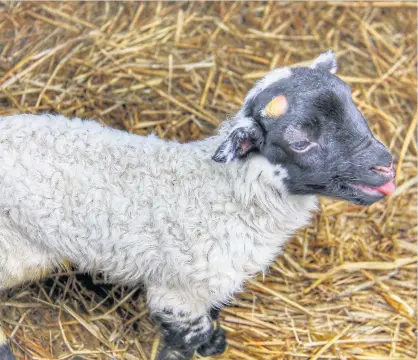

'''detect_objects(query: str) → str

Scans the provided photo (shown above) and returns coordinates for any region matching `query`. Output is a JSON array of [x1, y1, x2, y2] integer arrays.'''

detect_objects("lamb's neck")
[[227, 154, 318, 239], [191, 134, 317, 237]]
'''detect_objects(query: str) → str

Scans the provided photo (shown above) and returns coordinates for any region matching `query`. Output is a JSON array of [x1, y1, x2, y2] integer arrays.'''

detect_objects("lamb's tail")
[[0, 327, 15, 360]]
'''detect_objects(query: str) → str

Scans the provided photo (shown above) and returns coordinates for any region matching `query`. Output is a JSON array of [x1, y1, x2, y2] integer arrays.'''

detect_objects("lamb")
[[0, 51, 396, 360]]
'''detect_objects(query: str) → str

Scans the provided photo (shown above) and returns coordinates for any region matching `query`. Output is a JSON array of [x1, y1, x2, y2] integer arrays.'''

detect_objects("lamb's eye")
[[291, 140, 311, 152]]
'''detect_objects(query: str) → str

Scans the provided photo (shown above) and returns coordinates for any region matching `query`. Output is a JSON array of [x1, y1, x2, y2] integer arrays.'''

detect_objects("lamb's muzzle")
[[0, 51, 394, 360]]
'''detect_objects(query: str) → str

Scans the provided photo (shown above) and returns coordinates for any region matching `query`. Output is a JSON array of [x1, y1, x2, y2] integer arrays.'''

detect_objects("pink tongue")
[[376, 181, 396, 195]]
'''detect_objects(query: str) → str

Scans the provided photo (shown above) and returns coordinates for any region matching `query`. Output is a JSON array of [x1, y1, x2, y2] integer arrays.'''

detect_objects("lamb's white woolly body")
[[3, 51, 386, 360], [0, 114, 316, 318]]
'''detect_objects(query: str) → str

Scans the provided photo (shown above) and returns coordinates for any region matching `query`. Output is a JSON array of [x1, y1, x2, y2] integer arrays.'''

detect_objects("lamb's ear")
[[212, 119, 263, 163], [311, 50, 337, 74]]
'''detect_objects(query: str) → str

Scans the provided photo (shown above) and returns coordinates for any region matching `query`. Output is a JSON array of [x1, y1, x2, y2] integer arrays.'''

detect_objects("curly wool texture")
[[0, 114, 316, 317]]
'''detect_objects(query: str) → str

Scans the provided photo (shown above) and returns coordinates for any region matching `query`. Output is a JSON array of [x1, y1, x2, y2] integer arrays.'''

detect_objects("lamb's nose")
[[371, 162, 394, 177]]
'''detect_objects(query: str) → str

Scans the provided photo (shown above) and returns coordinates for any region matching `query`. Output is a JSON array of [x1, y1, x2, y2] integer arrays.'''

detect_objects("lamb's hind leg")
[[0, 234, 56, 290], [0, 328, 15, 360], [0, 223, 57, 360]]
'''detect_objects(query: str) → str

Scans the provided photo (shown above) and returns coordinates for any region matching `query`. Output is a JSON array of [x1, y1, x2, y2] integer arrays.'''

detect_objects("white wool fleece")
[[0, 114, 317, 318]]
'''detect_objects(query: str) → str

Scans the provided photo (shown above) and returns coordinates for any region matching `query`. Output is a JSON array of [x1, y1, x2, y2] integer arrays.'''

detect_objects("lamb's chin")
[[345, 179, 395, 205], [343, 188, 385, 206]]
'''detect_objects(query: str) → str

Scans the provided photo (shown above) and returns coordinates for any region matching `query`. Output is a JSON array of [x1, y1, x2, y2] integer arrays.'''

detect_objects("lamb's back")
[[0, 115, 233, 278]]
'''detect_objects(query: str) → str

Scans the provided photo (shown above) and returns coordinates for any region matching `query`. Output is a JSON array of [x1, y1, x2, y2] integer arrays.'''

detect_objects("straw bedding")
[[0, 2, 416, 359]]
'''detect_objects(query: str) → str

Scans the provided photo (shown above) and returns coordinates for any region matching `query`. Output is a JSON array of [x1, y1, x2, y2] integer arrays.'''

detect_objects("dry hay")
[[0, 2, 416, 360]]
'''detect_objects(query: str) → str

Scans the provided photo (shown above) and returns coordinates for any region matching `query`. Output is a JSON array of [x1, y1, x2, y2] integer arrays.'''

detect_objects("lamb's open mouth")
[[351, 180, 396, 197]]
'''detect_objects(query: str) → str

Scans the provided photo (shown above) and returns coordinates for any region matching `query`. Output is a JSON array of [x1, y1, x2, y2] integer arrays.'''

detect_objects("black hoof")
[[197, 327, 227, 357], [0, 345, 16, 360], [156, 346, 194, 360]]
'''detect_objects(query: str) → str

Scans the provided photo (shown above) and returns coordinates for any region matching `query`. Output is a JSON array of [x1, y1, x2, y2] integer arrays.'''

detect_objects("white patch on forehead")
[[245, 67, 292, 102]]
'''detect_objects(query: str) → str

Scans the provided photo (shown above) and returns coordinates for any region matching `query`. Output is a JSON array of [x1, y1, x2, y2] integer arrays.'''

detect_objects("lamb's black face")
[[253, 68, 394, 205], [213, 51, 395, 205]]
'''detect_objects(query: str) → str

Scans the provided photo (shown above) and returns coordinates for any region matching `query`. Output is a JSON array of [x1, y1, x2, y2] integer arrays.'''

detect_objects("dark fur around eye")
[[291, 140, 310, 151]]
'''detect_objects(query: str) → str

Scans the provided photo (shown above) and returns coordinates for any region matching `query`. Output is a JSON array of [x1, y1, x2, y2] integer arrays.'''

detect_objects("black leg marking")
[[0, 345, 15, 360], [197, 327, 227, 357], [156, 346, 195, 360], [155, 312, 212, 360], [197, 307, 227, 357], [209, 307, 221, 321], [0, 327, 15, 360]]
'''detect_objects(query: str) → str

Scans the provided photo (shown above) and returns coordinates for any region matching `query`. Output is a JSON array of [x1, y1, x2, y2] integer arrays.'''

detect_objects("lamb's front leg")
[[153, 305, 227, 360], [155, 311, 213, 360], [148, 287, 220, 360], [197, 307, 227, 357]]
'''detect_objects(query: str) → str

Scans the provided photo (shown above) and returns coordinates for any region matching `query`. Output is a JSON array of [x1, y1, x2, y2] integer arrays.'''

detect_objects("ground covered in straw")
[[0, 2, 416, 360]]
